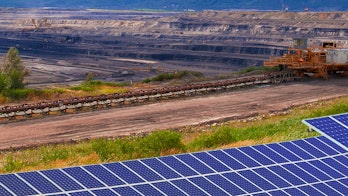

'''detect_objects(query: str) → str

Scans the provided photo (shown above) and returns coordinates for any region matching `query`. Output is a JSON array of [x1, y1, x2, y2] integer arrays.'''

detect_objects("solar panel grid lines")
[[122, 159, 187, 196], [162, 155, 231, 196], [58, 168, 95, 195], [1, 136, 348, 196], [193, 151, 230, 172], [0, 182, 15, 196], [18, 171, 63, 194], [303, 114, 348, 151], [124, 158, 188, 195]]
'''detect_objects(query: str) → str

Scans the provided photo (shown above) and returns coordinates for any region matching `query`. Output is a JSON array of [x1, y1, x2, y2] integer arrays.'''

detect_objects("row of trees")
[[0, 47, 27, 92]]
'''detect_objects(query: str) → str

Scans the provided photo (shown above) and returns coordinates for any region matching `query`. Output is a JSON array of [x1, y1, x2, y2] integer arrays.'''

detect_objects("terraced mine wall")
[[0, 10, 347, 85]]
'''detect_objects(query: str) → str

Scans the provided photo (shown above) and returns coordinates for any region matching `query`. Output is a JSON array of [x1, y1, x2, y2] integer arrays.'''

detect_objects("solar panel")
[[1, 135, 347, 196], [303, 113, 348, 151]]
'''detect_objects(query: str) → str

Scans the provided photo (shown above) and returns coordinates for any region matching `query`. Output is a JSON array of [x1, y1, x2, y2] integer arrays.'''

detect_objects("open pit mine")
[[1, 9, 348, 86]]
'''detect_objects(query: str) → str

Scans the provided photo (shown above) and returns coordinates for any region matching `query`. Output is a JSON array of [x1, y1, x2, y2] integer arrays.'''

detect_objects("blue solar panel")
[[123, 160, 163, 181], [63, 167, 104, 188], [267, 143, 302, 161], [104, 162, 144, 184], [205, 174, 246, 195], [238, 170, 276, 191], [141, 158, 181, 179], [207, 150, 245, 170], [304, 114, 348, 150], [309, 160, 344, 179], [253, 145, 289, 163], [268, 190, 288, 196], [171, 179, 208, 195], [193, 152, 230, 172], [152, 182, 186, 196], [224, 172, 261, 193], [41, 169, 83, 191], [0, 174, 38, 195], [92, 189, 117, 196], [295, 162, 332, 181], [298, 185, 325, 195], [333, 113, 348, 126], [284, 188, 307, 195], [280, 142, 314, 159], [69, 191, 94, 196], [84, 165, 124, 186], [282, 164, 318, 183], [268, 166, 306, 185], [0, 184, 13, 196], [0, 131, 348, 196], [321, 157, 348, 176], [239, 146, 275, 165], [113, 186, 141, 196], [293, 139, 326, 158], [18, 172, 61, 194], [253, 168, 291, 188], [313, 183, 342, 195], [133, 184, 163, 195], [326, 180, 348, 193], [305, 137, 338, 155], [159, 156, 198, 176], [224, 148, 261, 167], [188, 177, 228, 195], [176, 154, 214, 174]]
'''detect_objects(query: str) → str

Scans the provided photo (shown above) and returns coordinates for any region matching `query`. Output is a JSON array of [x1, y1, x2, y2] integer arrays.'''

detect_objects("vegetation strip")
[[1, 96, 347, 174]]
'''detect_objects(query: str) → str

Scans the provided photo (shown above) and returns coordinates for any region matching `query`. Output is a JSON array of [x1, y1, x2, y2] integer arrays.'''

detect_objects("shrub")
[[1, 47, 27, 90]]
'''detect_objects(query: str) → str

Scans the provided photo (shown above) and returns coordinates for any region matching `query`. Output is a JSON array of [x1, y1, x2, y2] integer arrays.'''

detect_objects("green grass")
[[1, 88, 66, 101], [142, 71, 203, 83], [69, 80, 130, 92], [0, 96, 347, 174], [236, 66, 279, 75]]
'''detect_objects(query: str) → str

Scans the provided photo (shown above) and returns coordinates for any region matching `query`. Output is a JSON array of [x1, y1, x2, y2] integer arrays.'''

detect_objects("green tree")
[[0, 47, 27, 91]]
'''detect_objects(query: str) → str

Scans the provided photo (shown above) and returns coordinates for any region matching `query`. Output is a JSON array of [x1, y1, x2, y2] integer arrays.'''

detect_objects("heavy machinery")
[[264, 38, 348, 78]]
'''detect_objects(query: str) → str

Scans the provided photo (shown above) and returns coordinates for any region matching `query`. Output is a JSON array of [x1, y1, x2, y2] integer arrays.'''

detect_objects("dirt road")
[[1, 78, 347, 150]]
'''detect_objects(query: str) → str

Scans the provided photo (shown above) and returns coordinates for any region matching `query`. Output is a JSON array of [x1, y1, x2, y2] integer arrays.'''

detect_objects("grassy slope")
[[1, 96, 347, 174]]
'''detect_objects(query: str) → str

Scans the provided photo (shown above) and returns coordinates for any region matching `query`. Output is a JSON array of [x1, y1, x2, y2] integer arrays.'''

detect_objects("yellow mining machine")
[[264, 38, 348, 78]]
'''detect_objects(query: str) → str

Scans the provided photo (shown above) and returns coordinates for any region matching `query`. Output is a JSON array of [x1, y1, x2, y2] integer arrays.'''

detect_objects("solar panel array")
[[304, 113, 348, 151], [0, 135, 348, 196]]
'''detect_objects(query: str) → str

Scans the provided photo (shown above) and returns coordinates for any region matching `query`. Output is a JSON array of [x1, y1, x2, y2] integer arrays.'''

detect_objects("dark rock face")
[[0, 9, 347, 86]]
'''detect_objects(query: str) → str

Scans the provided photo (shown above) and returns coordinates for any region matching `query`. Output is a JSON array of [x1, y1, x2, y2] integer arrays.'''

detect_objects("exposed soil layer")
[[0, 78, 347, 150], [1, 9, 348, 86]]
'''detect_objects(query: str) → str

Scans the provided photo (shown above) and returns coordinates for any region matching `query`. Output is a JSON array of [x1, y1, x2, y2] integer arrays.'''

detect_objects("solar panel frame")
[[303, 113, 348, 151]]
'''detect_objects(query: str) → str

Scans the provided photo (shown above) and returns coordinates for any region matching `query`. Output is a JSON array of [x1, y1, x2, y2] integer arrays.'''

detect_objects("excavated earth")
[[1, 9, 348, 85], [0, 9, 348, 150]]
